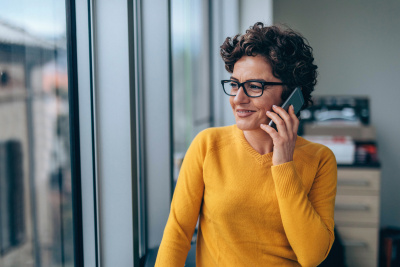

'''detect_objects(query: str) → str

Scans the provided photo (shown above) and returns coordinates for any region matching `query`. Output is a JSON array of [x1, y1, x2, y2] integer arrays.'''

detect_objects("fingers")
[[289, 105, 300, 134], [274, 105, 293, 134], [266, 109, 288, 137], [260, 122, 279, 139], [268, 105, 299, 137]]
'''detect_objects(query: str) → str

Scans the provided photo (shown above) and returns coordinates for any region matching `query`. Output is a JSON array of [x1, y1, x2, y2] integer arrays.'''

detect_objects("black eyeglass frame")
[[221, 79, 286, 98]]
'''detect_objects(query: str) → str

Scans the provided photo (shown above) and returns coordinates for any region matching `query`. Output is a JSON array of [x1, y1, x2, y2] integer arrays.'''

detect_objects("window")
[[0, 1, 80, 266], [171, 0, 212, 184]]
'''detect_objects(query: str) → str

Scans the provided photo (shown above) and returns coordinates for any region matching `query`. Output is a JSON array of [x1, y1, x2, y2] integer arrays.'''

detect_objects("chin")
[[235, 117, 270, 131], [235, 121, 259, 131]]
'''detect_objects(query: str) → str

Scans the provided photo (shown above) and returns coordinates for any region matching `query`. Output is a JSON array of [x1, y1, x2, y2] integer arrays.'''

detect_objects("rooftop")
[[0, 18, 65, 50]]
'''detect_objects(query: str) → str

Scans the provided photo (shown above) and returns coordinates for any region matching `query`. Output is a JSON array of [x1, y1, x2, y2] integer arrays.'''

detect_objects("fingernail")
[[266, 111, 270, 114], [272, 105, 277, 108], [260, 124, 265, 127], [291, 105, 294, 110]]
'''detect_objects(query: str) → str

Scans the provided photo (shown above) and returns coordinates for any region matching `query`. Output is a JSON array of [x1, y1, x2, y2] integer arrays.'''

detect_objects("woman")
[[156, 22, 337, 267]]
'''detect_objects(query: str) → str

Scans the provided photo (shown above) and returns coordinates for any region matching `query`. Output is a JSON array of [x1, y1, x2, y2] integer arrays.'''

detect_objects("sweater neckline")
[[231, 125, 305, 165], [232, 125, 274, 165]]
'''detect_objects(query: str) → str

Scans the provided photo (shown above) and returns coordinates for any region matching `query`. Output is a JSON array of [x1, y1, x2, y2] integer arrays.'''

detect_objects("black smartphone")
[[268, 86, 304, 131]]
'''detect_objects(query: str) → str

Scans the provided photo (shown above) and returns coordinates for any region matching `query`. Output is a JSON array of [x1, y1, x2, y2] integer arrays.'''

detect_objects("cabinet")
[[335, 168, 380, 267]]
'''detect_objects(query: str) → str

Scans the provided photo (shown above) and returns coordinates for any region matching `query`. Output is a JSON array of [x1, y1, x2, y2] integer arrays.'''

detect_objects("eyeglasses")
[[221, 80, 285, 98]]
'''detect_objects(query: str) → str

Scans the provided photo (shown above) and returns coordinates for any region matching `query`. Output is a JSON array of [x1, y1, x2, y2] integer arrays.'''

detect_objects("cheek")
[[255, 99, 273, 112], [262, 107, 271, 118], [253, 104, 269, 119], [229, 97, 234, 108]]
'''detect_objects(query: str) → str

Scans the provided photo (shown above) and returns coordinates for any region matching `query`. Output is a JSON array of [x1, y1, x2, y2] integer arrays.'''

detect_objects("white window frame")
[[76, 0, 139, 266]]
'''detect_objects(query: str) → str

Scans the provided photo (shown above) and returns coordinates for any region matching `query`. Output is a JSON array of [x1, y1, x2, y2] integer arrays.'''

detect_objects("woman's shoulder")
[[192, 125, 236, 149], [295, 136, 337, 164], [197, 125, 236, 137]]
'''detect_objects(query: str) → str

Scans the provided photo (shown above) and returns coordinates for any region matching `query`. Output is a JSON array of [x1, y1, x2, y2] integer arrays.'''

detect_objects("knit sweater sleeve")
[[271, 146, 337, 267], [155, 131, 207, 266]]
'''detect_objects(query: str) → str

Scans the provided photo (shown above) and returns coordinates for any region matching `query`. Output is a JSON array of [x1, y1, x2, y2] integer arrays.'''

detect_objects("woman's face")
[[229, 55, 284, 131]]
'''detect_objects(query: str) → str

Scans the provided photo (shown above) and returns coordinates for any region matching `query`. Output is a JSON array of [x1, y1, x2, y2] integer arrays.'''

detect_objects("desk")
[[335, 167, 381, 267]]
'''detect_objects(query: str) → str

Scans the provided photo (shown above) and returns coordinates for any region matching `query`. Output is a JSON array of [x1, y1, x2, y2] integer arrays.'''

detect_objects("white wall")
[[272, 0, 400, 227], [239, 0, 273, 32]]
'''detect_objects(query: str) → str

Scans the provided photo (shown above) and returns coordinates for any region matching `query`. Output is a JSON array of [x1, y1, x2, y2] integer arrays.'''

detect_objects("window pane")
[[171, 0, 211, 184], [0, 1, 75, 266]]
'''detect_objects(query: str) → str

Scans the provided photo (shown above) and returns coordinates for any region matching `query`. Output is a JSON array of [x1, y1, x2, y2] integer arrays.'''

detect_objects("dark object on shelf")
[[319, 227, 346, 267], [354, 141, 379, 165], [379, 227, 400, 267], [337, 141, 380, 168]]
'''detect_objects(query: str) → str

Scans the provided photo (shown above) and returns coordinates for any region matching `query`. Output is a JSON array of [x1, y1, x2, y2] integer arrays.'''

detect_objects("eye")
[[249, 83, 263, 90], [230, 82, 239, 88]]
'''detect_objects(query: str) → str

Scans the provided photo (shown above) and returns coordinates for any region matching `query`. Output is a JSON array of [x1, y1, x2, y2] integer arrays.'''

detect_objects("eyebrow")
[[230, 76, 268, 82]]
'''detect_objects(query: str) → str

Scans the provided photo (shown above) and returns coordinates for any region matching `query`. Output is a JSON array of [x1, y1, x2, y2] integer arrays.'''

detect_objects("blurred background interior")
[[0, 0, 399, 266]]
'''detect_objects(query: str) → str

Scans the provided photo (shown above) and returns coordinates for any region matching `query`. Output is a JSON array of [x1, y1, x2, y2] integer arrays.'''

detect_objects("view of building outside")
[[0, 1, 74, 266]]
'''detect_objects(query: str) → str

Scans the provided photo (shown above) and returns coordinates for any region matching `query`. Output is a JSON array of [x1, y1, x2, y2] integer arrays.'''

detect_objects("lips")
[[236, 109, 256, 118]]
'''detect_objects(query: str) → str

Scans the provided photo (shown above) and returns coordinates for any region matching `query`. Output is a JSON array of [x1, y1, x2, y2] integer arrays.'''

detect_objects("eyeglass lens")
[[224, 81, 264, 97]]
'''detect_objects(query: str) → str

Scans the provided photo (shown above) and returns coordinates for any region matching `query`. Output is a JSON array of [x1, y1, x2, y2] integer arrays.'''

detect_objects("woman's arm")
[[155, 132, 206, 266], [271, 149, 337, 267], [262, 105, 337, 266]]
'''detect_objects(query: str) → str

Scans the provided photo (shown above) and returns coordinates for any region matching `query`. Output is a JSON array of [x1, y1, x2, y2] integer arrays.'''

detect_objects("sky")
[[0, 0, 200, 46], [0, 0, 66, 38]]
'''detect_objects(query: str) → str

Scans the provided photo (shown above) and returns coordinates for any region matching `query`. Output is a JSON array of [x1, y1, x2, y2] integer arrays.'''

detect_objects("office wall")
[[239, 0, 273, 33], [272, 0, 400, 227]]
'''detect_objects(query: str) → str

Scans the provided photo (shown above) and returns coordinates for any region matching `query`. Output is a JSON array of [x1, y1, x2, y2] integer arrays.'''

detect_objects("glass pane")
[[171, 0, 211, 184], [0, 1, 75, 266]]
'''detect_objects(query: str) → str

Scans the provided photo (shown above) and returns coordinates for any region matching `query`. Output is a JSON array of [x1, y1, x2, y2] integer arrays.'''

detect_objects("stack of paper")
[[302, 135, 355, 165]]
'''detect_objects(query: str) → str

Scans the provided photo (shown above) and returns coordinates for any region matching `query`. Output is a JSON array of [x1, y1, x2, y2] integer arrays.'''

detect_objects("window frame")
[[66, 0, 84, 265], [75, 0, 140, 266]]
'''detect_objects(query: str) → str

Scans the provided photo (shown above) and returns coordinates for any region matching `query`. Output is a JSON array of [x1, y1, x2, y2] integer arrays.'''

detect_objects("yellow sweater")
[[155, 125, 337, 267]]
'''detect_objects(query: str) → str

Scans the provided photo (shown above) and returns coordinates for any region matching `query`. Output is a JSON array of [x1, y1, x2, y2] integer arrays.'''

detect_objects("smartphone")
[[268, 87, 304, 131]]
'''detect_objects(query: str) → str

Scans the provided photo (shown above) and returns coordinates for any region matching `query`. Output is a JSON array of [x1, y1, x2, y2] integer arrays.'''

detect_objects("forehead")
[[232, 55, 273, 80]]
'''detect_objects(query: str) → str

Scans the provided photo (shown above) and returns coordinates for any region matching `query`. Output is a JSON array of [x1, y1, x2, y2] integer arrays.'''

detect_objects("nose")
[[233, 86, 250, 104]]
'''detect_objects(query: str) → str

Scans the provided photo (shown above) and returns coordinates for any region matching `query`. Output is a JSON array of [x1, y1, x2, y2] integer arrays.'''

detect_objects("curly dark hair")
[[220, 22, 317, 109]]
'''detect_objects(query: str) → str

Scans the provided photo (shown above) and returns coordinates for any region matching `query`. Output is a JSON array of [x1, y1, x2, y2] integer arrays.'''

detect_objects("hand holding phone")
[[268, 87, 304, 131]]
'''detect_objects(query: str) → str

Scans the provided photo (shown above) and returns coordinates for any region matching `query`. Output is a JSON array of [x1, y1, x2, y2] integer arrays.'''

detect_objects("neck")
[[243, 128, 274, 155]]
